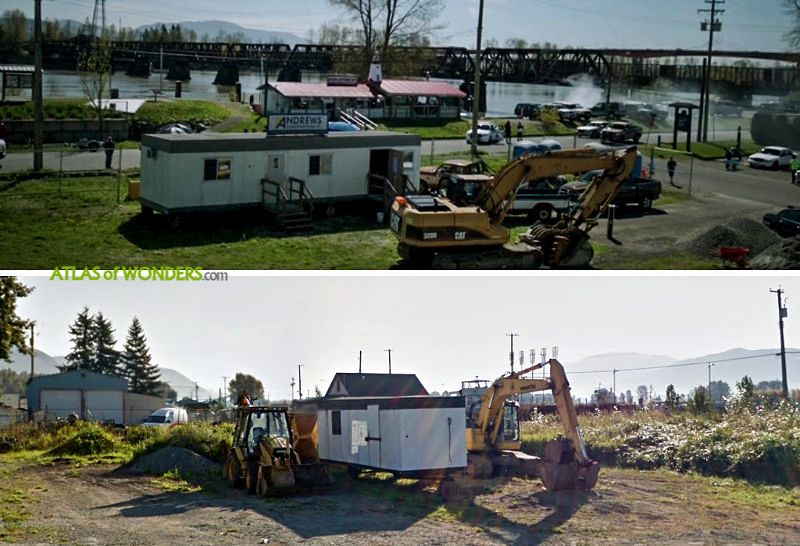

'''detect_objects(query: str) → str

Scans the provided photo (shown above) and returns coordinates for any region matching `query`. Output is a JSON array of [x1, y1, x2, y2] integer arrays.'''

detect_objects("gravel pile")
[[124, 446, 221, 477], [687, 218, 780, 256], [752, 238, 800, 269]]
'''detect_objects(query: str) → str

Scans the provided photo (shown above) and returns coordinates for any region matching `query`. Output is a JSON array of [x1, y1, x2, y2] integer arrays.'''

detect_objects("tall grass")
[[521, 402, 800, 485]]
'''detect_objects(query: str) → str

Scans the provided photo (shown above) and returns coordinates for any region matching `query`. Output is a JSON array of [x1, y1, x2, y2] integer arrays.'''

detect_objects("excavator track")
[[521, 224, 595, 268], [398, 242, 544, 270]]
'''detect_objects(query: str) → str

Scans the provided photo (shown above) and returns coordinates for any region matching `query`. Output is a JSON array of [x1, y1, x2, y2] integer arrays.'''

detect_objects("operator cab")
[[233, 406, 293, 458], [460, 379, 520, 441]]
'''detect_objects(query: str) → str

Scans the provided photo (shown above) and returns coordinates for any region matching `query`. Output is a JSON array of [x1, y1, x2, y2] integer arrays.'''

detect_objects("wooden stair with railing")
[[368, 173, 419, 223], [261, 177, 315, 232], [340, 109, 378, 130]]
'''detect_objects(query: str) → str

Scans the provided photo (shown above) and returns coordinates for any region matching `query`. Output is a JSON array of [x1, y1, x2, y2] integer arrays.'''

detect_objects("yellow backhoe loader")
[[225, 405, 330, 496], [462, 359, 599, 491], [390, 147, 638, 268]]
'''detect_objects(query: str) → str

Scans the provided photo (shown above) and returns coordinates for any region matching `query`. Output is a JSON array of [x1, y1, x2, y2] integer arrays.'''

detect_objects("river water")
[[39, 69, 770, 116]]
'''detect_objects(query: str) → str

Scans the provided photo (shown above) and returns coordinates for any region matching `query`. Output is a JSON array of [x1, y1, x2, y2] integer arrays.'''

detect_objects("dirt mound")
[[687, 218, 779, 256], [124, 446, 221, 477], [751, 237, 800, 269], [48, 425, 116, 456]]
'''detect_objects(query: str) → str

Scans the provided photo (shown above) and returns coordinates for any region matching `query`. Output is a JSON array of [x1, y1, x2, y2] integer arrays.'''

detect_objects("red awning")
[[269, 82, 375, 99], [379, 79, 466, 98]]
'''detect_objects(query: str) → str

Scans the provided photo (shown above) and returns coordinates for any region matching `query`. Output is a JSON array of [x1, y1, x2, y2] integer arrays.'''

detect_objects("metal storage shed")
[[26, 370, 163, 425], [316, 395, 467, 475]]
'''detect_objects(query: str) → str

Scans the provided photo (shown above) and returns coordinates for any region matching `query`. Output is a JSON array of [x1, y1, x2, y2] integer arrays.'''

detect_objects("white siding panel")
[[401, 408, 467, 471], [85, 390, 124, 424], [41, 389, 81, 419]]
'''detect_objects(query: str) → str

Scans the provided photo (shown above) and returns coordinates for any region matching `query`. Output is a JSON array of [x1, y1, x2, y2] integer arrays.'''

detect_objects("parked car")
[[714, 100, 744, 118], [465, 122, 504, 145], [601, 121, 643, 144], [328, 121, 360, 132], [561, 169, 661, 210], [763, 207, 800, 237], [0, 138, 6, 161], [576, 120, 609, 139], [141, 407, 190, 427], [514, 103, 541, 119], [557, 104, 592, 124], [748, 146, 796, 170], [590, 101, 623, 119], [512, 140, 550, 159], [511, 176, 572, 221], [419, 159, 493, 194], [77, 137, 101, 152], [539, 139, 563, 151]]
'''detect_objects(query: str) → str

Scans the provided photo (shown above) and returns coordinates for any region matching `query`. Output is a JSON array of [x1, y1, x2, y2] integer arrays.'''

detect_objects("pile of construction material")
[[751, 237, 800, 269], [124, 446, 220, 477], [686, 218, 780, 258]]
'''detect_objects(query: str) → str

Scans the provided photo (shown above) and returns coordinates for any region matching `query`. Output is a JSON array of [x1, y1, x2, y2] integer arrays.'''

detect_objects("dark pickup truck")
[[763, 207, 800, 238], [561, 170, 662, 210]]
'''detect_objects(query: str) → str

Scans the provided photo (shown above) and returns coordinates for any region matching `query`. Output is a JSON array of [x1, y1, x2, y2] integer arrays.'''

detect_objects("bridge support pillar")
[[125, 55, 151, 78], [167, 61, 192, 82], [278, 66, 301, 82], [213, 63, 239, 86]]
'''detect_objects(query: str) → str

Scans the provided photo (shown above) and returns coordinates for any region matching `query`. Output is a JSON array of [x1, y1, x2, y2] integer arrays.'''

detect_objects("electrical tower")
[[90, 0, 107, 38], [697, 0, 724, 142]]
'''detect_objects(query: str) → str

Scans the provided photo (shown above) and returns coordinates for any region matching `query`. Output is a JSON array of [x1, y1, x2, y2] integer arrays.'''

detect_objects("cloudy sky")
[[4, 0, 794, 50], [11, 274, 799, 400]]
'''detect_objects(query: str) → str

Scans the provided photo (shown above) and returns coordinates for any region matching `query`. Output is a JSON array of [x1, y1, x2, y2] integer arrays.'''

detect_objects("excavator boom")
[[467, 359, 599, 490]]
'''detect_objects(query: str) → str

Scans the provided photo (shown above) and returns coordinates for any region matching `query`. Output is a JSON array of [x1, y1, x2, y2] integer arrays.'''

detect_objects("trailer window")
[[309, 154, 332, 176], [204, 159, 231, 181], [331, 410, 341, 435]]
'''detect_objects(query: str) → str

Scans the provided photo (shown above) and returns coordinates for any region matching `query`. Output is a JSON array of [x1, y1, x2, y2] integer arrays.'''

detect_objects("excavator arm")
[[477, 148, 638, 225], [477, 359, 590, 465]]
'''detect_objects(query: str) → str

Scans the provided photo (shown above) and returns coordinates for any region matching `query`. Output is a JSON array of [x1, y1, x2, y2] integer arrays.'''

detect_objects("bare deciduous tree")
[[78, 38, 112, 135], [329, 0, 443, 72], [784, 0, 800, 47]]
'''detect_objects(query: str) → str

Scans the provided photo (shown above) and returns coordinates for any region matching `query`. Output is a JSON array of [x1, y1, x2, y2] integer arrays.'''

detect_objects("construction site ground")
[[3, 457, 799, 545]]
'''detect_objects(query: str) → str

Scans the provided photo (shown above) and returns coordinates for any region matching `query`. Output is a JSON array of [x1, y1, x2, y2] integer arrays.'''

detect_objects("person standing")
[[517, 120, 524, 141], [667, 157, 677, 186], [791, 154, 800, 185], [103, 136, 115, 169], [724, 147, 733, 171]]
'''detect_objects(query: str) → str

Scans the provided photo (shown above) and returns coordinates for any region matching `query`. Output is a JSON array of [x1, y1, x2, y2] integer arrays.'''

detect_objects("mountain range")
[[135, 20, 303, 45], [2, 348, 214, 401]]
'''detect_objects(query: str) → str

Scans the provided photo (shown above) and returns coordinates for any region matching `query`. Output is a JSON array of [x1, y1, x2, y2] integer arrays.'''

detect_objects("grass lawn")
[[135, 99, 235, 127], [0, 98, 126, 121], [0, 175, 399, 269]]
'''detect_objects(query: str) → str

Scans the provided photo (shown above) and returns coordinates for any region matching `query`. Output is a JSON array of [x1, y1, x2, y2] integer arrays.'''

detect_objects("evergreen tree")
[[0, 276, 34, 362], [93, 312, 121, 376], [121, 317, 161, 395], [61, 307, 96, 371]]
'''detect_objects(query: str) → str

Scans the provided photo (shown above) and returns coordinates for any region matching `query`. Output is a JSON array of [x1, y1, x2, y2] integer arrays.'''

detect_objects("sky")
[[4, 0, 795, 51], [11, 273, 800, 401]]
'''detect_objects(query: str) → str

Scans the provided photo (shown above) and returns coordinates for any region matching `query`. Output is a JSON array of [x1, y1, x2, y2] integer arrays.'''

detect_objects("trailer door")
[[366, 404, 381, 468]]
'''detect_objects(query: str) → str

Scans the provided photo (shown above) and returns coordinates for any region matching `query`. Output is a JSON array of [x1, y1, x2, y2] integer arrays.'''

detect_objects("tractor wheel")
[[641, 196, 653, 210], [245, 461, 259, 494], [256, 466, 270, 497], [529, 204, 553, 223], [225, 453, 244, 488]]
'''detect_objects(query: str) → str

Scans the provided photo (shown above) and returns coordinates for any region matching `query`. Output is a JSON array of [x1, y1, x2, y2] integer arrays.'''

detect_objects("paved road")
[[1, 149, 142, 173], [420, 129, 746, 156]]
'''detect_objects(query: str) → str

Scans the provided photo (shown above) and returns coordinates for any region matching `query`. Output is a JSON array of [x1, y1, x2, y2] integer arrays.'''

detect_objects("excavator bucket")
[[538, 438, 600, 491]]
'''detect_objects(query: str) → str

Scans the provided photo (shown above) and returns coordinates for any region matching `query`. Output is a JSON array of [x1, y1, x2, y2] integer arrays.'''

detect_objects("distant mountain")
[[1, 348, 213, 401], [568, 348, 799, 400], [136, 20, 303, 45], [1, 348, 61, 376]]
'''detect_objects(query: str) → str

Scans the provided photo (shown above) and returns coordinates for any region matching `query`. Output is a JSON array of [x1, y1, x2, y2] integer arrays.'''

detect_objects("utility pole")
[[290, 377, 296, 400], [469, 0, 485, 157], [29, 323, 36, 378], [195, 382, 199, 401], [298, 363, 303, 400], [506, 333, 518, 372], [33, 0, 44, 171], [358, 350, 362, 373], [698, 0, 724, 142], [707, 362, 714, 400], [222, 376, 228, 405], [385, 349, 392, 374], [612, 369, 617, 400], [770, 287, 789, 398]]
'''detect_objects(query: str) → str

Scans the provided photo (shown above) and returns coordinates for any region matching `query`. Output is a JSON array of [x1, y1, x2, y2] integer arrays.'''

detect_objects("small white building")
[[315, 395, 467, 475], [140, 131, 421, 215]]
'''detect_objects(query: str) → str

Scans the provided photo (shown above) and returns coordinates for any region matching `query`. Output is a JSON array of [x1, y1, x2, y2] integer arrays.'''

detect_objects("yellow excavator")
[[390, 147, 638, 268], [462, 359, 599, 491]]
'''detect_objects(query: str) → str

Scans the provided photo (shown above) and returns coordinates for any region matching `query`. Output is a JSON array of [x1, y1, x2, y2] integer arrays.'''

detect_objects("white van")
[[141, 407, 189, 427]]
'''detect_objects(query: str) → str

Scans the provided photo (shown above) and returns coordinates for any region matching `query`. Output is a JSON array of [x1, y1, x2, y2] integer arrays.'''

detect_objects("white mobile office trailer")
[[139, 131, 421, 214], [315, 395, 467, 476]]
